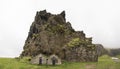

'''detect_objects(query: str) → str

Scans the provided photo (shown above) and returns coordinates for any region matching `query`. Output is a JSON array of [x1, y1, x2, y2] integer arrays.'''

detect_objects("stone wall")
[[30, 54, 61, 65]]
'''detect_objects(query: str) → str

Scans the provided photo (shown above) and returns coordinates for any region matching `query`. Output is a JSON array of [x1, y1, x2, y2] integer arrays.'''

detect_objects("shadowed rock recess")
[[21, 10, 98, 62]]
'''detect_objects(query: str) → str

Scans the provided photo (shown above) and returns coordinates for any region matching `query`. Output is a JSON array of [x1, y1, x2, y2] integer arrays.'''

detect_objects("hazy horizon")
[[0, 0, 120, 57]]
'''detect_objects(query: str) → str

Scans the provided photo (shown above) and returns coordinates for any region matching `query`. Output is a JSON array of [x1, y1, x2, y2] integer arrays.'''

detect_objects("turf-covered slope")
[[21, 10, 98, 62]]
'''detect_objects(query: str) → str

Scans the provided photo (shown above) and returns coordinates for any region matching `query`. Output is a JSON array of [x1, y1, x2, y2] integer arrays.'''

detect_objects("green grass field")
[[0, 55, 120, 69]]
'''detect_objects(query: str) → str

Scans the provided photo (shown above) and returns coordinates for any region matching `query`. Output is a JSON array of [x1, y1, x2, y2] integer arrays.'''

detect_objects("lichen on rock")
[[21, 10, 98, 62]]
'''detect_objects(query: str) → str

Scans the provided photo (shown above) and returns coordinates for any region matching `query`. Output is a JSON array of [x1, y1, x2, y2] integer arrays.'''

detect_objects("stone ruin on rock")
[[20, 10, 98, 65]]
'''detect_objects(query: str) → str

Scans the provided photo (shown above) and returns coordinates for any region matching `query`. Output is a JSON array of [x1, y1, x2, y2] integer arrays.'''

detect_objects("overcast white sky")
[[0, 0, 120, 57]]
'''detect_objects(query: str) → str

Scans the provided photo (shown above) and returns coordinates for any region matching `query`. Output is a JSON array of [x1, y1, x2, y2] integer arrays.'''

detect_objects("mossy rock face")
[[21, 10, 98, 62], [67, 38, 80, 47]]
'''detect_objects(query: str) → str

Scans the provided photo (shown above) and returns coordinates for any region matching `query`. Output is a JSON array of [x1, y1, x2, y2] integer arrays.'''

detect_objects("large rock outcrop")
[[21, 10, 98, 62]]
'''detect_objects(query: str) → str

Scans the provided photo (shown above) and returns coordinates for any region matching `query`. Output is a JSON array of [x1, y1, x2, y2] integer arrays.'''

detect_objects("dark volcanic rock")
[[95, 44, 107, 56], [21, 10, 98, 62]]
